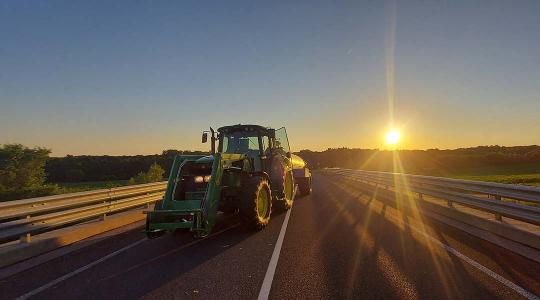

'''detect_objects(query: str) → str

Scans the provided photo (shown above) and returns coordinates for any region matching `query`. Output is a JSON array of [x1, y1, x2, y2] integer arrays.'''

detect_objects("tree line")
[[0, 146, 206, 201], [297, 145, 540, 176], [45, 149, 207, 183]]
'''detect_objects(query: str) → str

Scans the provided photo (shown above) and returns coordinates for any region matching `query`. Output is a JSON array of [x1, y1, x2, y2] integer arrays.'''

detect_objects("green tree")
[[128, 163, 165, 185], [0, 144, 58, 200]]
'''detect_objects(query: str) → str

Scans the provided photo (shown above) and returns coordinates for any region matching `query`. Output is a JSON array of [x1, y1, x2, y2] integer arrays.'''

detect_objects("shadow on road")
[[300, 174, 523, 299]]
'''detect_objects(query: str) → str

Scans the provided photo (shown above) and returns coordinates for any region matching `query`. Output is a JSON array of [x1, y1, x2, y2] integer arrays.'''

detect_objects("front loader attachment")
[[145, 154, 219, 237], [144, 153, 244, 238]]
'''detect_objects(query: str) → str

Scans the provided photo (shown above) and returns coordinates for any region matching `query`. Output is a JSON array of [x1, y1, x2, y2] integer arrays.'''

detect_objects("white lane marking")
[[15, 223, 240, 299], [407, 224, 539, 300], [0, 221, 145, 281], [258, 208, 293, 300], [15, 238, 147, 300]]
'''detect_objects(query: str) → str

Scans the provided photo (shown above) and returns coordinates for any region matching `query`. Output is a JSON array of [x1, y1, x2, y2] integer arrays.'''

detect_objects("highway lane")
[[1, 173, 539, 299], [269, 174, 540, 299]]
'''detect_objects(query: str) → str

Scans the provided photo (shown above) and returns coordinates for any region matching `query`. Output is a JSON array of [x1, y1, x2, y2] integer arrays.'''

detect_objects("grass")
[[451, 174, 540, 207], [452, 174, 540, 187], [55, 180, 130, 194]]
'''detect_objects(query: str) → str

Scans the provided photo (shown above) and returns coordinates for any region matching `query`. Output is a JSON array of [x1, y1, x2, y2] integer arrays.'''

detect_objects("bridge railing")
[[323, 168, 540, 227], [0, 182, 167, 244]]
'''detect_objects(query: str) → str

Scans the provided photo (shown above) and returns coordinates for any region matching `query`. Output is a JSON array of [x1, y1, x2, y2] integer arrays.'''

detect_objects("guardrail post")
[[20, 233, 31, 243], [418, 192, 423, 200], [19, 215, 33, 243], [494, 195, 502, 221], [101, 200, 108, 221]]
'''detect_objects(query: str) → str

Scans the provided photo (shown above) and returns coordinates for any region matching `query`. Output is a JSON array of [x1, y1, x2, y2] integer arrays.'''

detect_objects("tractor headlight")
[[194, 175, 211, 183]]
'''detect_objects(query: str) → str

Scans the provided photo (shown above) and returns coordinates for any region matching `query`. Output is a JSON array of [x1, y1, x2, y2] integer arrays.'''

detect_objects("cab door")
[[258, 134, 271, 173], [269, 127, 295, 203]]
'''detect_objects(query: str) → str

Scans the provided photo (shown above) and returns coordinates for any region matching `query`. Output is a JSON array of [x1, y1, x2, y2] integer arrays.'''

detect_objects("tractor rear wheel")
[[274, 170, 294, 211], [239, 176, 272, 229]]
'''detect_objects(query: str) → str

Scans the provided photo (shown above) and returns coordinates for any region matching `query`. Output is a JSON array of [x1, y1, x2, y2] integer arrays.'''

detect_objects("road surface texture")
[[1, 173, 539, 299]]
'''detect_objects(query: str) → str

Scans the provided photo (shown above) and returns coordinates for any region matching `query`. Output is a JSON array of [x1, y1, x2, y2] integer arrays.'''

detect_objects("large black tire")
[[239, 176, 272, 229], [298, 177, 312, 195], [273, 170, 295, 211]]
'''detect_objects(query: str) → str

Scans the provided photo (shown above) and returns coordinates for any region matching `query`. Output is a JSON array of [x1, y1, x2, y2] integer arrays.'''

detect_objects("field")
[[448, 163, 540, 187]]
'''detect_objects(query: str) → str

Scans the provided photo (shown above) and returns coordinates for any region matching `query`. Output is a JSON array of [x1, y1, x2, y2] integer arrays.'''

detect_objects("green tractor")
[[144, 124, 309, 238]]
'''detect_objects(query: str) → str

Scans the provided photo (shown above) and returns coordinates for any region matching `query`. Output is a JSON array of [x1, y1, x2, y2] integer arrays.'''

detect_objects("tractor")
[[144, 124, 312, 238]]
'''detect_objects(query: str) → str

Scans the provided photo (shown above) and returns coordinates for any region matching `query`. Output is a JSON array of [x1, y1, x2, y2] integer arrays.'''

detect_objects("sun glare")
[[386, 130, 400, 145]]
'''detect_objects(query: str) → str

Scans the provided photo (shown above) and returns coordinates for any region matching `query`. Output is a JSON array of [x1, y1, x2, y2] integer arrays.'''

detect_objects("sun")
[[386, 130, 400, 145]]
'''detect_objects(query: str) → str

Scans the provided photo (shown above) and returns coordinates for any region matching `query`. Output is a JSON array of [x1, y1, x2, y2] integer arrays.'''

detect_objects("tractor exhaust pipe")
[[210, 127, 216, 154]]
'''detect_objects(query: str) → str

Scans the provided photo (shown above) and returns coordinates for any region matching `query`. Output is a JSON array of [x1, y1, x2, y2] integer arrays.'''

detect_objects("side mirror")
[[202, 132, 208, 143], [286, 152, 291, 158], [268, 129, 275, 139]]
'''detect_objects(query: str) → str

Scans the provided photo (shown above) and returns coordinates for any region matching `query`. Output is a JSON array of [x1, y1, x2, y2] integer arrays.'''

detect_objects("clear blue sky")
[[1, 1, 539, 156]]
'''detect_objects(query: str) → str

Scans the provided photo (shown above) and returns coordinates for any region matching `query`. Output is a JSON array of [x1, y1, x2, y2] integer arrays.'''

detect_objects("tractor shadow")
[[75, 210, 286, 299]]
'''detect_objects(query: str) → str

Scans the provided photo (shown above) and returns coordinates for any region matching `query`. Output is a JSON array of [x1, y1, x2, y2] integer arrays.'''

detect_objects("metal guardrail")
[[0, 182, 167, 244], [323, 168, 540, 227]]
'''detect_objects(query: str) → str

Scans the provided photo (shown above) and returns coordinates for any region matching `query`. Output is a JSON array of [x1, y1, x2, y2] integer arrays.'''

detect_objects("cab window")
[[221, 132, 260, 154]]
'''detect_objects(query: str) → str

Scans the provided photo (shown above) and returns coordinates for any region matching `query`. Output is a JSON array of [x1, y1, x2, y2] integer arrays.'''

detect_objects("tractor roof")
[[218, 124, 272, 134]]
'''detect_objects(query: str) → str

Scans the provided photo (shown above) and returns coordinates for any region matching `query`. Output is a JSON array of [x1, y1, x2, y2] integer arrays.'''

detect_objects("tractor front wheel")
[[239, 176, 272, 229]]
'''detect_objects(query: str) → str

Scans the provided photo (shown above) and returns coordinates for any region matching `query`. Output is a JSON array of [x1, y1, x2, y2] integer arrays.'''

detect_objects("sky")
[[1, 1, 539, 156]]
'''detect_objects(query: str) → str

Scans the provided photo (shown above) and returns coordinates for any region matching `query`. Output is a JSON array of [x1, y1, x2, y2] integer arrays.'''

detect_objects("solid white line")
[[258, 208, 293, 300], [0, 221, 146, 281], [407, 224, 539, 300], [15, 238, 147, 300]]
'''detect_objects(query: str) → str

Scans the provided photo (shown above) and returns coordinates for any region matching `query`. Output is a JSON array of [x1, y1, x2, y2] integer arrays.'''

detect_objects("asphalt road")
[[1, 174, 539, 299]]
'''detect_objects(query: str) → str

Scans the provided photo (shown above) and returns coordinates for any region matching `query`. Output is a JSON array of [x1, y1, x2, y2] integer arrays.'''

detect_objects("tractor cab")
[[215, 124, 291, 174]]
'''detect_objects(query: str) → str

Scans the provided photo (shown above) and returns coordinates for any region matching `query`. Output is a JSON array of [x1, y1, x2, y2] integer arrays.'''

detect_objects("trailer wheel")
[[298, 177, 312, 195], [274, 170, 294, 211], [239, 176, 272, 229]]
